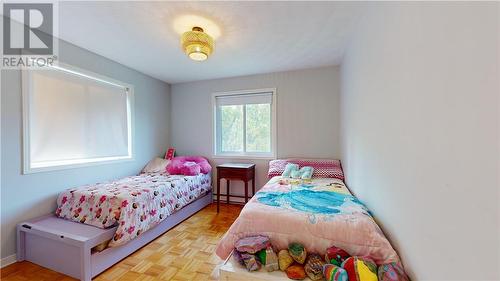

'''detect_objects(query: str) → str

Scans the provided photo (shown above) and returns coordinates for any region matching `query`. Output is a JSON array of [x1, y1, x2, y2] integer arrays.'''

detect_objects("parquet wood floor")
[[0, 203, 243, 281]]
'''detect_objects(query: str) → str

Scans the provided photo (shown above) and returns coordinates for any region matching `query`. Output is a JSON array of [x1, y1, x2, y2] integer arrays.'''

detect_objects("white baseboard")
[[1, 254, 17, 268], [212, 195, 246, 204]]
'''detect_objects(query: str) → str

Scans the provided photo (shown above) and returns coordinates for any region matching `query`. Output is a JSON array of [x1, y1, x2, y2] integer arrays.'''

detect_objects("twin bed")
[[216, 176, 400, 265], [17, 171, 212, 281], [55, 172, 211, 248], [216, 159, 403, 279], [17, 158, 402, 281]]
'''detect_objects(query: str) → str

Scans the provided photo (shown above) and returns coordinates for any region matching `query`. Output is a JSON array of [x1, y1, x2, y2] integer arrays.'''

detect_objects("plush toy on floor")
[[323, 264, 348, 281], [377, 262, 410, 281], [288, 242, 307, 264], [229, 236, 411, 281], [341, 257, 378, 281], [325, 245, 351, 267], [304, 253, 326, 280], [256, 247, 279, 272], [233, 235, 272, 272]]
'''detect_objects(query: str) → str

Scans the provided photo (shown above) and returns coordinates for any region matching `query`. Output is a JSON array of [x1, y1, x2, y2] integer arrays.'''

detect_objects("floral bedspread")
[[56, 172, 211, 247]]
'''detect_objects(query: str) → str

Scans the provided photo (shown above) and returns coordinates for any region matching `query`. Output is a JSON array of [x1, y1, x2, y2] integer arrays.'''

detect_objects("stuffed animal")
[[235, 235, 272, 254], [166, 156, 211, 175], [179, 161, 201, 176], [282, 164, 314, 180], [378, 263, 409, 281], [341, 257, 378, 281], [290, 169, 301, 179], [288, 242, 307, 264], [278, 249, 294, 271], [304, 253, 325, 280], [286, 264, 307, 280], [256, 247, 279, 272], [323, 264, 348, 281], [234, 250, 261, 271], [298, 166, 313, 179], [282, 163, 299, 178], [325, 246, 350, 266]]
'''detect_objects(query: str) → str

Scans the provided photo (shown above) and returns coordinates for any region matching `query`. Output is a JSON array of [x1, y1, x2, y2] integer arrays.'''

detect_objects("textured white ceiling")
[[58, 2, 362, 84]]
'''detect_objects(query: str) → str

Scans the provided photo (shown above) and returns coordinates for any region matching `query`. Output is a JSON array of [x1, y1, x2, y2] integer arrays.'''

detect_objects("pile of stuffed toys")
[[233, 235, 409, 281]]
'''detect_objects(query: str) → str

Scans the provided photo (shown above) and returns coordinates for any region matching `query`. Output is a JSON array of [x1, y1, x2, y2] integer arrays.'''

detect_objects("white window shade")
[[23, 65, 134, 172], [215, 92, 273, 106]]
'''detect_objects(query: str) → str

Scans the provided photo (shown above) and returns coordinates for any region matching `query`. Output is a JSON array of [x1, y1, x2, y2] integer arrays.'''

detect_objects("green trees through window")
[[220, 105, 243, 152], [246, 104, 271, 152], [219, 103, 271, 154]]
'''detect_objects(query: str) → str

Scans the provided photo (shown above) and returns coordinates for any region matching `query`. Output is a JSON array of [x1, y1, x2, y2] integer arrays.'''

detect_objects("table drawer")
[[218, 167, 254, 179]]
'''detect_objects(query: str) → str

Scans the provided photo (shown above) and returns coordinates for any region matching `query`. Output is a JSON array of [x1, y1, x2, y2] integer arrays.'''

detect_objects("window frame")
[[21, 63, 135, 174], [212, 88, 277, 159]]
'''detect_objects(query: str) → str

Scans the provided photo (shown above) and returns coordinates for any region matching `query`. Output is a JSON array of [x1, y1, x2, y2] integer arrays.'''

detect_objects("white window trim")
[[212, 88, 277, 159], [21, 62, 135, 174]]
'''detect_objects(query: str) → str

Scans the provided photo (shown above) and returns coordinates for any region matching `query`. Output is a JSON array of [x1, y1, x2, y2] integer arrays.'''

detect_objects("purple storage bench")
[[17, 193, 212, 281]]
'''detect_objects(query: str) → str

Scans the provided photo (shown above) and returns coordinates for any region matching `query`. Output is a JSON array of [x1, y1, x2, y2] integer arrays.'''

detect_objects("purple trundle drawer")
[[25, 231, 83, 277], [17, 215, 117, 280]]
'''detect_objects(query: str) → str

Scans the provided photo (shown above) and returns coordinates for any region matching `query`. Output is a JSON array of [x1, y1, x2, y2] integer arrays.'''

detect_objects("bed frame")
[[16, 193, 212, 281]]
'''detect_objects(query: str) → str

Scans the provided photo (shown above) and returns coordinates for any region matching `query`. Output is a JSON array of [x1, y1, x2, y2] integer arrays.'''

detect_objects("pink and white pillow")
[[268, 159, 344, 180], [166, 156, 212, 176]]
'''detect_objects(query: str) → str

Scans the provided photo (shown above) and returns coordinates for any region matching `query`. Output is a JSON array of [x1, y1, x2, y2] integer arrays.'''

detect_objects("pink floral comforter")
[[216, 177, 401, 265], [56, 172, 211, 247]]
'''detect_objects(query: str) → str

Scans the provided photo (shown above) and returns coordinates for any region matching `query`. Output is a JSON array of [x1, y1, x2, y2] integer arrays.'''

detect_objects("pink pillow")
[[268, 160, 288, 178], [268, 159, 344, 180], [166, 156, 212, 175], [180, 161, 201, 176]]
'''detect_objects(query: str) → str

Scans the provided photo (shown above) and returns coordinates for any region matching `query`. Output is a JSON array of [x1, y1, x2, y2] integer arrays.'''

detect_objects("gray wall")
[[170, 66, 341, 200], [1, 39, 171, 259], [340, 3, 499, 280]]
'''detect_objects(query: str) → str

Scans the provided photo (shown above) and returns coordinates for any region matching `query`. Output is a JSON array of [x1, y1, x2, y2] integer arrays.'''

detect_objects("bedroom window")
[[22, 64, 134, 173], [213, 89, 276, 158]]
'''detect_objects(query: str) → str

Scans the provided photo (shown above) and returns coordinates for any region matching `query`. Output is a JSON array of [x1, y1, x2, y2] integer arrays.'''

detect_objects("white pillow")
[[142, 157, 170, 173]]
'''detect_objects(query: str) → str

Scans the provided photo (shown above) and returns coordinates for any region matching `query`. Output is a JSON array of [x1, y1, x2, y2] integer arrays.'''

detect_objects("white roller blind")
[[215, 92, 273, 106], [26, 66, 132, 170]]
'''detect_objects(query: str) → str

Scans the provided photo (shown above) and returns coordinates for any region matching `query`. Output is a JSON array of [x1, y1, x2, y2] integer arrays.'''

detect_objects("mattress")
[[56, 172, 211, 247], [215, 176, 401, 265]]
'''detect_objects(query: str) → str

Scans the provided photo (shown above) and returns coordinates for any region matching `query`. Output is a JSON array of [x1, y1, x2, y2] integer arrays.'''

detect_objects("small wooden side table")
[[216, 163, 256, 213]]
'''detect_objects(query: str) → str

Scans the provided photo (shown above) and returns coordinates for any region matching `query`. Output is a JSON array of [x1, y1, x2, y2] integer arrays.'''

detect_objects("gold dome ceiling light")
[[181, 26, 214, 61]]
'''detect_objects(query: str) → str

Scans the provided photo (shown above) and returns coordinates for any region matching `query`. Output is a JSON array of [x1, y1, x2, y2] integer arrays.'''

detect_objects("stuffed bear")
[[282, 163, 314, 180]]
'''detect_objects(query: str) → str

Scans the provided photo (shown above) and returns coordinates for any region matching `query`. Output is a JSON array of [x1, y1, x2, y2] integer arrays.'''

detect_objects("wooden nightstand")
[[216, 163, 256, 213]]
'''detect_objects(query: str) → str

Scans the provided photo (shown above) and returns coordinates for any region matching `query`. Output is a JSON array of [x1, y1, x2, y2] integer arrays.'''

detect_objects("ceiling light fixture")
[[181, 26, 214, 61]]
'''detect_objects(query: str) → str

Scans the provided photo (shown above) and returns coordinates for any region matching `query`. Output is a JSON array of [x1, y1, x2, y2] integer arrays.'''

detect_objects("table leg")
[[252, 178, 255, 196], [226, 179, 230, 204], [217, 175, 221, 213], [245, 181, 248, 203]]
